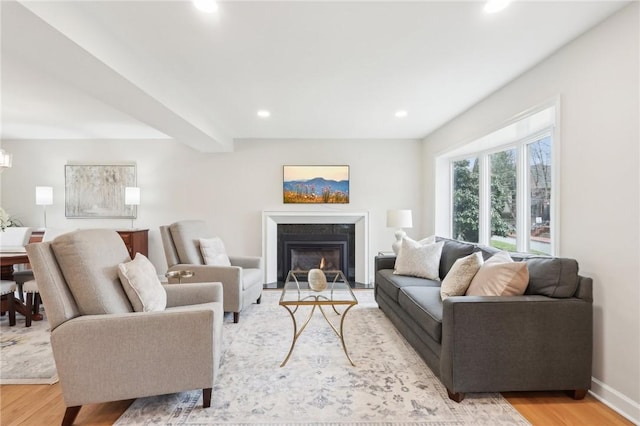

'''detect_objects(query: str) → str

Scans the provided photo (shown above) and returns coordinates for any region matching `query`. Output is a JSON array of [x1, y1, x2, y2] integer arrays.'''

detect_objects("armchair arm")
[[229, 255, 263, 269], [163, 282, 223, 308], [166, 264, 241, 285], [51, 308, 220, 407], [440, 295, 592, 394]]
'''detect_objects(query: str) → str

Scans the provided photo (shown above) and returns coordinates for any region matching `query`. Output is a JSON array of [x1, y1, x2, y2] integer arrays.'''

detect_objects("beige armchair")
[[26, 229, 223, 426], [160, 220, 263, 323]]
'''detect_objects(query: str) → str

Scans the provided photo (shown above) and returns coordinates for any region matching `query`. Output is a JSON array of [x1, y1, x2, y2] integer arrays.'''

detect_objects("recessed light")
[[193, 0, 218, 13], [395, 110, 408, 118], [484, 0, 511, 14], [257, 110, 271, 118]]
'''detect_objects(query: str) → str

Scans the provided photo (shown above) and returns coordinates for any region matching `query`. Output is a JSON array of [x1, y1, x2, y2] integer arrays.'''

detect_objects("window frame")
[[440, 101, 560, 255]]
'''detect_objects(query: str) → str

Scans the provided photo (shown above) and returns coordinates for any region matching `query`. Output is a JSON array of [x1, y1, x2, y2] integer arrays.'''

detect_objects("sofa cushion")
[[466, 252, 529, 296], [199, 237, 232, 267], [438, 239, 476, 279], [440, 252, 483, 300], [118, 253, 167, 312], [399, 286, 443, 343], [52, 229, 133, 315], [376, 269, 439, 303], [394, 238, 444, 280], [169, 220, 213, 265], [513, 256, 580, 298]]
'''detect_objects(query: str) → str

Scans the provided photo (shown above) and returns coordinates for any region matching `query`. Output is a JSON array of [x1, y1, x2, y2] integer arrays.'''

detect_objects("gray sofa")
[[375, 237, 592, 402]]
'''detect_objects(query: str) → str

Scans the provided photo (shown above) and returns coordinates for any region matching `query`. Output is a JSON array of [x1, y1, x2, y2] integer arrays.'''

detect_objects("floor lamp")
[[387, 209, 413, 254], [125, 187, 140, 229], [35, 186, 53, 228]]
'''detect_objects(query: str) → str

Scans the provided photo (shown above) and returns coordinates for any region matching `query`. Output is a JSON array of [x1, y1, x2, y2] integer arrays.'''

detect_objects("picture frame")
[[283, 165, 349, 204], [65, 163, 137, 218]]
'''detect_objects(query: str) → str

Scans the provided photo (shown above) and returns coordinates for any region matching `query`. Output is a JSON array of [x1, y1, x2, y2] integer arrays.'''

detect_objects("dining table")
[[1, 249, 43, 322]]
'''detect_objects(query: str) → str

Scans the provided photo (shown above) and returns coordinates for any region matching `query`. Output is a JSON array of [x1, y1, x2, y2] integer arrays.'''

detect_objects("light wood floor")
[[0, 384, 633, 426]]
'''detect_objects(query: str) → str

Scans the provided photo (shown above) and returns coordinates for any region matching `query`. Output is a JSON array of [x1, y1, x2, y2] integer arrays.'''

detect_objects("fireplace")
[[262, 211, 371, 286], [277, 224, 354, 282]]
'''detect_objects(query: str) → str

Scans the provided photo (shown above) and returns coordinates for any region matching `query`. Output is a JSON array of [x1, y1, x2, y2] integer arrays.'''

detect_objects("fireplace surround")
[[262, 211, 370, 286]]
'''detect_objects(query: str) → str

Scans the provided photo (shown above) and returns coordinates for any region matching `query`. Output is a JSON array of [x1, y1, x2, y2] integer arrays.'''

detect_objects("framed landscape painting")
[[283, 165, 349, 204], [65, 164, 136, 218]]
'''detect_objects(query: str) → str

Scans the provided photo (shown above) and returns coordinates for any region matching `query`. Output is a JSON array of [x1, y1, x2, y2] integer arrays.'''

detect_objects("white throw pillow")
[[118, 253, 167, 312], [466, 251, 529, 296], [199, 237, 231, 266], [394, 238, 444, 280], [440, 251, 483, 300]]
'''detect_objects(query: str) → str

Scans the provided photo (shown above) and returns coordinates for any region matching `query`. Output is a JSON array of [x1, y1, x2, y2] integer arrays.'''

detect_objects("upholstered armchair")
[[160, 220, 263, 323], [26, 229, 224, 426]]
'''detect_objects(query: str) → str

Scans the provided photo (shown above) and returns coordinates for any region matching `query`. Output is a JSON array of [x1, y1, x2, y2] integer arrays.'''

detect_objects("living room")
[[0, 1, 638, 425]]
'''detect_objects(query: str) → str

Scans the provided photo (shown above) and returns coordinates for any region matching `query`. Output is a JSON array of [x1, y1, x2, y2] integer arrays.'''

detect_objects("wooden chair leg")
[[256, 295, 262, 304], [233, 312, 239, 324], [202, 388, 212, 408], [62, 405, 81, 426], [8, 294, 16, 326], [25, 293, 33, 327]]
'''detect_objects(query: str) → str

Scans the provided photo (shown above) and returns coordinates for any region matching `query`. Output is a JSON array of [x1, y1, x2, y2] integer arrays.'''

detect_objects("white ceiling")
[[1, 0, 630, 152]]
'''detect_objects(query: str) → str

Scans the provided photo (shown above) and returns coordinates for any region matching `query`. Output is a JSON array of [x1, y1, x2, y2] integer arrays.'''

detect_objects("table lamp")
[[387, 209, 412, 254], [35, 186, 53, 228], [125, 187, 140, 229]]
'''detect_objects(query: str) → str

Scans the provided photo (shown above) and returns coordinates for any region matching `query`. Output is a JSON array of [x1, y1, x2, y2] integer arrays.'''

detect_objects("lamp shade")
[[387, 209, 412, 228], [125, 187, 141, 205], [35, 186, 53, 206]]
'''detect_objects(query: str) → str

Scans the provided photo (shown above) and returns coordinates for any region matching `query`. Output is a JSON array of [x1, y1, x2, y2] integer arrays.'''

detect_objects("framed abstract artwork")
[[283, 165, 349, 204], [65, 163, 137, 218]]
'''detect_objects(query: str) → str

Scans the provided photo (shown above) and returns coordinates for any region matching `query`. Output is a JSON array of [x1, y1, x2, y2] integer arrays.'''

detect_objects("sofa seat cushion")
[[398, 286, 443, 343], [376, 269, 440, 303], [52, 229, 133, 315], [242, 268, 263, 290]]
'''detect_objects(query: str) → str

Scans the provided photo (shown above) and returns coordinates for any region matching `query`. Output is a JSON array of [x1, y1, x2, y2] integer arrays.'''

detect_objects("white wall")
[[0, 138, 423, 283], [422, 3, 639, 422]]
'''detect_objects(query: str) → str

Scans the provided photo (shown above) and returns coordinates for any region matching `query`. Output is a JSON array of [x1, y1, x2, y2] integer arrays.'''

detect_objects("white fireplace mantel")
[[262, 210, 370, 285]]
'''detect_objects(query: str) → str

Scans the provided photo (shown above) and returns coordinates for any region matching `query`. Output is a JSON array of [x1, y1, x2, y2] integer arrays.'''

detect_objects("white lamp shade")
[[125, 187, 141, 205], [35, 186, 53, 205], [387, 209, 413, 228]]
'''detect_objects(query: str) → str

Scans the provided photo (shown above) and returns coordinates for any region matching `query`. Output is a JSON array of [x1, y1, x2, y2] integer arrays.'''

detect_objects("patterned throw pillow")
[[466, 251, 529, 296], [393, 238, 444, 280], [440, 251, 483, 300]]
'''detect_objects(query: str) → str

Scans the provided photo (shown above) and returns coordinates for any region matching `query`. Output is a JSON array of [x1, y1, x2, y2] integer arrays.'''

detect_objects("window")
[[452, 157, 480, 242], [440, 103, 557, 255]]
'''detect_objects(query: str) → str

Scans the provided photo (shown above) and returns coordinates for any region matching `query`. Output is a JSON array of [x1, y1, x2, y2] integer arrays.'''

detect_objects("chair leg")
[[233, 312, 239, 323], [256, 294, 262, 304], [62, 405, 81, 426], [202, 388, 212, 408], [25, 293, 32, 327], [7, 294, 16, 327]]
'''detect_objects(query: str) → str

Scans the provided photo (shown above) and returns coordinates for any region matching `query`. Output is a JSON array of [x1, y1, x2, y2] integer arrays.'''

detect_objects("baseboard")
[[590, 377, 640, 424]]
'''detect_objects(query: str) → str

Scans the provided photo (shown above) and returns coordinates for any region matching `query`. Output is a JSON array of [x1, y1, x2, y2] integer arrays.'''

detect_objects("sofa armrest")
[[375, 255, 396, 271], [440, 295, 592, 394], [51, 308, 219, 406], [229, 255, 263, 269], [163, 282, 223, 307]]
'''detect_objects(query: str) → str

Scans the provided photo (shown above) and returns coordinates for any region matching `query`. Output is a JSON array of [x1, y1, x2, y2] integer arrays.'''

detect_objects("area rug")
[[115, 290, 529, 425], [0, 310, 58, 384]]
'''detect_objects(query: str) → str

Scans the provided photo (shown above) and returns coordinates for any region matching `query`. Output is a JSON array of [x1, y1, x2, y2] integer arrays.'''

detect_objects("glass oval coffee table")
[[279, 270, 358, 367]]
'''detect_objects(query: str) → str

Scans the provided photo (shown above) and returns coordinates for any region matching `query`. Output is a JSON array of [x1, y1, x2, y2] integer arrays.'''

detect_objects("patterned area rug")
[[116, 290, 529, 425], [0, 310, 58, 384]]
